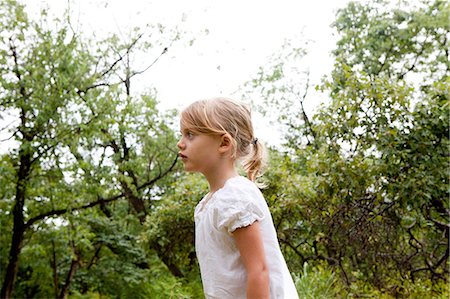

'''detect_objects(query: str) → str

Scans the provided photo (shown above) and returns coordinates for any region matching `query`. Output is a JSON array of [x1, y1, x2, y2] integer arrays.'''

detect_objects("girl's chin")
[[181, 162, 201, 173], [184, 166, 201, 174], [183, 165, 195, 172]]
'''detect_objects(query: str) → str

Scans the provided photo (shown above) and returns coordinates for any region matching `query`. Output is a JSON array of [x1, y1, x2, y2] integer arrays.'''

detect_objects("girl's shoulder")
[[212, 176, 267, 233], [214, 176, 263, 205], [221, 175, 258, 194], [196, 177, 258, 215]]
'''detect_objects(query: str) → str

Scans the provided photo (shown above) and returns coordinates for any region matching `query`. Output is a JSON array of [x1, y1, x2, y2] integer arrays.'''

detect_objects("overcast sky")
[[27, 0, 352, 105], [10, 0, 354, 147]]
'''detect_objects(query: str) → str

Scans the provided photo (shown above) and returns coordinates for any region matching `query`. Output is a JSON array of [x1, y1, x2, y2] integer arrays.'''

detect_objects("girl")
[[177, 97, 298, 299]]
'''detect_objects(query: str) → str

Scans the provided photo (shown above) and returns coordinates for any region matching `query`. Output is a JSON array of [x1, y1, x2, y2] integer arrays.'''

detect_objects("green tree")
[[248, 0, 449, 295], [143, 173, 206, 291], [314, 0, 449, 288], [0, 1, 182, 297]]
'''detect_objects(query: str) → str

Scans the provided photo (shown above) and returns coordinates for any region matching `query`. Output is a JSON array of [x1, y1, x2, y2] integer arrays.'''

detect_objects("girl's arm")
[[233, 221, 270, 299]]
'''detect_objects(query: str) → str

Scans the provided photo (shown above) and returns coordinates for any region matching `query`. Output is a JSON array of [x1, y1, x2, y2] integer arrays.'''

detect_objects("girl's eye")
[[181, 130, 194, 139]]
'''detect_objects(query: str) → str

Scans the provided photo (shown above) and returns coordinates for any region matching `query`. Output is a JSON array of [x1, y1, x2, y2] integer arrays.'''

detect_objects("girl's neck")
[[204, 167, 238, 193]]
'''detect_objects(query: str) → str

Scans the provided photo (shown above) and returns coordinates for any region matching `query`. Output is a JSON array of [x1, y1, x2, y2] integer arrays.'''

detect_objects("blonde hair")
[[180, 97, 267, 183]]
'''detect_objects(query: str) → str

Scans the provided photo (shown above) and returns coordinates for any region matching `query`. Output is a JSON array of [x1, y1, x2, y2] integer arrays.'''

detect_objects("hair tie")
[[252, 138, 258, 145]]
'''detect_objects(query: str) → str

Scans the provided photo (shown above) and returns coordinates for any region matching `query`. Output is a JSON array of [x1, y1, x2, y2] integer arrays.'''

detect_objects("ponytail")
[[242, 138, 267, 187]]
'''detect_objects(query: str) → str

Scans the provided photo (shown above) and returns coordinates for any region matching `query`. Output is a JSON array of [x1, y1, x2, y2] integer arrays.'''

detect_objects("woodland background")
[[0, 0, 448, 298]]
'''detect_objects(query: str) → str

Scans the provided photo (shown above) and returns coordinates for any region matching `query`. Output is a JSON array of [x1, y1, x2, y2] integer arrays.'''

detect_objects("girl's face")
[[176, 126, 222, 176]]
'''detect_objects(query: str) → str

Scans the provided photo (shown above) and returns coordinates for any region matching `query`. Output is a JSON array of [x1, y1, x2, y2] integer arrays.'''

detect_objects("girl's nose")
[[176, 138, 184, 149]]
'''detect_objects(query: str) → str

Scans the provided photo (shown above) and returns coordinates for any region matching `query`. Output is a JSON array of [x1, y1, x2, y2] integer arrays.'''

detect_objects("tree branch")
[[398, 34, 428, 80], [137, 154, 179, 191], [289, 74, 318, 147], [24, 193, 125, 229], [130, 46, 168, 77], [24, 154, 179, 228]]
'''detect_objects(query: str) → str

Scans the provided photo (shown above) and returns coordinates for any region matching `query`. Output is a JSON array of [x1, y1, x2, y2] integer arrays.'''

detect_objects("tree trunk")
[[51, 240, 60, 299], [1, 150, 31, 299], [1, 219, 25, 299], [58, 256, 79, 299], [153, 243, 184, 278]]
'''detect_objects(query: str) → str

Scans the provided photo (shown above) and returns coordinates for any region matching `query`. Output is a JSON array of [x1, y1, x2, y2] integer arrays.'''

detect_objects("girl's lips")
[[178, 153, 188, 159]]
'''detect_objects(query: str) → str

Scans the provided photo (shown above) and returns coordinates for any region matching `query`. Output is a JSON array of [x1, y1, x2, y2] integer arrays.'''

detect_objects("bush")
[[294, 263, 340, 299]]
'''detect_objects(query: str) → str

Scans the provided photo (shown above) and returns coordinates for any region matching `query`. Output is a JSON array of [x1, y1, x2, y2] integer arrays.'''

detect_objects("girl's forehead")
[[180, 116, 198, 130], [180, 123, 194, 131]]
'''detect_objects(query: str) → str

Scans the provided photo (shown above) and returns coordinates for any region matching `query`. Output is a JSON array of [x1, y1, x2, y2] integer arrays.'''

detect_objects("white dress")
[[194, 176, 299, 299]]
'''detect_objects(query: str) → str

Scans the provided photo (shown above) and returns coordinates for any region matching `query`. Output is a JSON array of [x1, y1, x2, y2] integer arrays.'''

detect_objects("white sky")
[[3, 0, 354, 149], [28, 0, 353, 107]]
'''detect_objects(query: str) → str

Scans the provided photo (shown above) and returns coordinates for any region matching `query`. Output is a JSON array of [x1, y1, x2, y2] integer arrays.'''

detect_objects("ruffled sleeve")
[[214, 179, 265, 234]]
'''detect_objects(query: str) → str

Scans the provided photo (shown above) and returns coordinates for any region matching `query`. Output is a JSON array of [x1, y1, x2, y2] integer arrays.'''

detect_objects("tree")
[[143, 173, 206, 280], [314, 0, 449, 288], [0, 1, 182, 297], [248, 0, 449, 295]]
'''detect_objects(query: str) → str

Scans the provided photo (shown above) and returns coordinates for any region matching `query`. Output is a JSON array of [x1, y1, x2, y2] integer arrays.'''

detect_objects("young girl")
[[177, 97, 298, 299]]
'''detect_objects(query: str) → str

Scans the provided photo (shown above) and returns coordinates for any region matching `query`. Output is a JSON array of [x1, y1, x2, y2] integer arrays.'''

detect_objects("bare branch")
[[290, 74, 316, 143], [130, 47, 168, 77]]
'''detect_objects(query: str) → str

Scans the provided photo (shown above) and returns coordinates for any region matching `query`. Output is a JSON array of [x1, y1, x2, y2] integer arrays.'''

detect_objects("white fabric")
[[194, 176, 299, 299]]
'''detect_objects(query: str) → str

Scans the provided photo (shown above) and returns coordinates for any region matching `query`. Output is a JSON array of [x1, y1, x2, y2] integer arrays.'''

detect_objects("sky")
[[27, 0, 352, 107], [5, 0, 354, 148]]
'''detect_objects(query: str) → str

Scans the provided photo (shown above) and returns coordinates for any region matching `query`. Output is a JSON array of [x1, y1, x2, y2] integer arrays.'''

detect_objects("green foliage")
[[332, 0, 449, 82], [143, 173, 207, 277], [343, 275, 450, 299], [294, 263, 340, 299], [69, 256, 203, 299], [293, 262, 450, 298], [242, 37, 313, 147], [1, 0, 448, 297], [0, 0, 185, 297], [311, 0, 449, 289], [261, 149, 318, 273], [249, 0, 449, 296]]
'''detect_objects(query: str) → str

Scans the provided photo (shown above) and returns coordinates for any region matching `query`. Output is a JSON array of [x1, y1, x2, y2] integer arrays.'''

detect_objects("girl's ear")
[[218, 134, 233, 155]]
